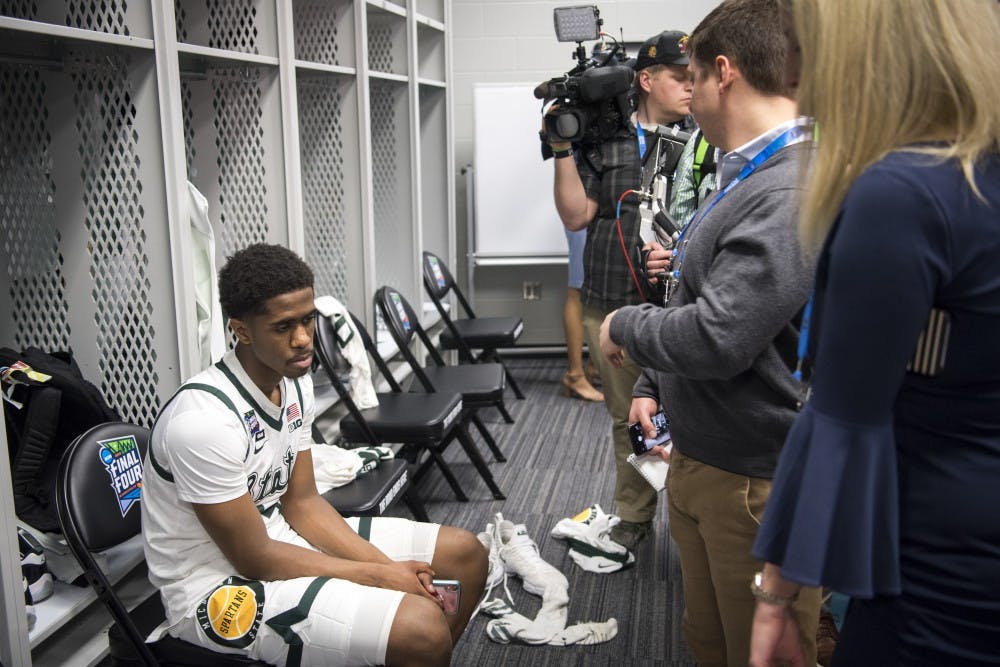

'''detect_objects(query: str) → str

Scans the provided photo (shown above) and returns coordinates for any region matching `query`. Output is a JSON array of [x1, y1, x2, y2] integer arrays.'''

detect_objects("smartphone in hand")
[[432, 579, 461, 615], [628, 410, 671, 456]]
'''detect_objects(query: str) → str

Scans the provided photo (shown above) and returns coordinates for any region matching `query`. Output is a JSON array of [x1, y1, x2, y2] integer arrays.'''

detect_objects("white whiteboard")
[[473, 84, 568, 258]]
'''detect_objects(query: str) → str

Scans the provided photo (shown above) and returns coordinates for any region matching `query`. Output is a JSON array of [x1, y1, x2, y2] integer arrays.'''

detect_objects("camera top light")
[[553, 5, 600, 43]]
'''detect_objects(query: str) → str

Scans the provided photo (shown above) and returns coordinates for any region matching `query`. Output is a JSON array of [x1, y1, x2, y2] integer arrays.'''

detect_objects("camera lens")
[[555, 113, 581, 141]]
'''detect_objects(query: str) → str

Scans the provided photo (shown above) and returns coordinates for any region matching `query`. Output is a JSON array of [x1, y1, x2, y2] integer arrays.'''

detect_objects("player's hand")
[[375, 561, 443, 608]]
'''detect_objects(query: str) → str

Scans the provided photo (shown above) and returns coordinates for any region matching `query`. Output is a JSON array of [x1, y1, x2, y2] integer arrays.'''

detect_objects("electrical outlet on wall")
[[522, 281, 541, 300]]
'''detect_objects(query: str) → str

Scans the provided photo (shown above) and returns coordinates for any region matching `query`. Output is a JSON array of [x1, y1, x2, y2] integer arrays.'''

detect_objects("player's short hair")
[[218, 243, 314, 319]]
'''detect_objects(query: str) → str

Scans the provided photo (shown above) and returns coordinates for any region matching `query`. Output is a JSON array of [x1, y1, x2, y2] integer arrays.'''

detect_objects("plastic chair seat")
[[411, 364, 506, 407], [438, 316, 524, 350], [339, 391, 462, 444], [321, 459, 412, 516]]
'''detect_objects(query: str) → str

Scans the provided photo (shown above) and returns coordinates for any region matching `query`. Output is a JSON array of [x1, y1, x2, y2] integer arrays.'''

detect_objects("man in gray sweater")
[[598, 1, 821, 665]]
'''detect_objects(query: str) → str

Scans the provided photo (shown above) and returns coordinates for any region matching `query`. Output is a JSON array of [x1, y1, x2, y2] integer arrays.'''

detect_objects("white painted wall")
[[449, 0, 721, 341]]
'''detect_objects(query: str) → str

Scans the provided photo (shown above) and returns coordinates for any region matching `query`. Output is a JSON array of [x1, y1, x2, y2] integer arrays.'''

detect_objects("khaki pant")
[[582, 304, 658, 523], [667, 449, 821, 667]]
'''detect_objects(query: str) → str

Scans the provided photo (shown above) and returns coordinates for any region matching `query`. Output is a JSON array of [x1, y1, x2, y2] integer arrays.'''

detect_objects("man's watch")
[[551, 146, 573, 159], [751, 571, 797, 607]]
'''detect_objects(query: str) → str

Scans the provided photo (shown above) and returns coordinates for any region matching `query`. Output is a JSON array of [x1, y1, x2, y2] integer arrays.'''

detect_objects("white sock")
[[487, 614, 618, 646], [550, 619, 619, 646]]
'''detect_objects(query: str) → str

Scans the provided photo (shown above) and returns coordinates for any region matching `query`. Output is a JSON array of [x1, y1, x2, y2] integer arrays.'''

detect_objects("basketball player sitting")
[[141, 243, 487, 666]]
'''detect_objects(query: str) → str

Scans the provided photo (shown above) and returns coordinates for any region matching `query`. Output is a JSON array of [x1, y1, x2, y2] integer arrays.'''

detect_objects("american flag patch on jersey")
[[286, 402, 300, 421]]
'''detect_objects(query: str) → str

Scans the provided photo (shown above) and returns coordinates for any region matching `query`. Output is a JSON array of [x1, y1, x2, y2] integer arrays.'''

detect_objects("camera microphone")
[[534, 81, 554, 100], [579, 65, 634, 102]]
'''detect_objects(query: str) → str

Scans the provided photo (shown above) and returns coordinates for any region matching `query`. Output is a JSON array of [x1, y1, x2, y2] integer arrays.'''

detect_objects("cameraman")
[[547, 30, 693, 552]]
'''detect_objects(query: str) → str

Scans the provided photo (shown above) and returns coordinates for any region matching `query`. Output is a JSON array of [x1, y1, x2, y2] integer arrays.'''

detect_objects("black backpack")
[[1, 347, 120, 533]]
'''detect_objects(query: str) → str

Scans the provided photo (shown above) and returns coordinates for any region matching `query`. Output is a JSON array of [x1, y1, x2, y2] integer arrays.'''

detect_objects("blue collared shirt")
[[717, 116, 812, 190]]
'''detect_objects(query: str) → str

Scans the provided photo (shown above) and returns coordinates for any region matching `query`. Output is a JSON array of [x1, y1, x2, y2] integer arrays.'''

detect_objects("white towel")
[[187, 181, 226, 369], [314, 295, 378, 409], [311, 443, 393, 493]]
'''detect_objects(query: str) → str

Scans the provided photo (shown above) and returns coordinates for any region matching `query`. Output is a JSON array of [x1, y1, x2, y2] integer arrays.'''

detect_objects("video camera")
[[535, 5, 635, 149]]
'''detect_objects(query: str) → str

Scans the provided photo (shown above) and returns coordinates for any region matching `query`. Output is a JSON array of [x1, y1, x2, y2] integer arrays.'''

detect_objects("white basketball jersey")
[[141, 349, 315, 625]]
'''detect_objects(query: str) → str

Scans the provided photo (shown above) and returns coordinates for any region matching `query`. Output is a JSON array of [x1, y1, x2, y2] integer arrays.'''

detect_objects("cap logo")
[[678, 35, 688, 54], [647, 45, 657, 58]]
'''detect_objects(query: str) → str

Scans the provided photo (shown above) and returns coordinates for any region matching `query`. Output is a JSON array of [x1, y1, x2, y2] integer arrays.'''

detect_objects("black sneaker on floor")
[[609, 519, 653, 551], [18, 527, 53, 603]]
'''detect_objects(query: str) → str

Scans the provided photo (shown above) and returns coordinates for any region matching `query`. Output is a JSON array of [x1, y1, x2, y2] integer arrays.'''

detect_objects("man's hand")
[[629, 397, 660, 441], [642, 242, 673, 285], [599, 310, 625, 367]]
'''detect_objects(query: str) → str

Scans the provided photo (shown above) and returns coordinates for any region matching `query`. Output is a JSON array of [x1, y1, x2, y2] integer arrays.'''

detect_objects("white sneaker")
[[496, 513, 568, 596], [551, 505, 634, 573], [477, 523, 505, 591]]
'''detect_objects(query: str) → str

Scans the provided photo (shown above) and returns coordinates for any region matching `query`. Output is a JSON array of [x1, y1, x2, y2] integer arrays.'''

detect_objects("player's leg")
[[353, 516, 487, 643], [384, 593, 453, 667], [428, 524, 489, 641]]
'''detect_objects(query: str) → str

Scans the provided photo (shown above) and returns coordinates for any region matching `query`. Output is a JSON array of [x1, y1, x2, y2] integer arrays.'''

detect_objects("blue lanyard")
[[793, 293, 813, 381], [671, 125, 811, 282], [636, 122, 647, 159]]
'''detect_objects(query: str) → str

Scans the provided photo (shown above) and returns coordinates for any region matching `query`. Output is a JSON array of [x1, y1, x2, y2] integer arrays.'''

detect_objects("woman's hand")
[[750, 600, 805, 667]]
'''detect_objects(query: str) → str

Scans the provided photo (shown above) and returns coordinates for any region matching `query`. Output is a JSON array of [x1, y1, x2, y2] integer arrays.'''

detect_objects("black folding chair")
[[55, 422, 268, 667], [320, 457, 427, 520], [314, 310, 505, 502], [375, 286, 513, 465], [422, 250, 526, 411]]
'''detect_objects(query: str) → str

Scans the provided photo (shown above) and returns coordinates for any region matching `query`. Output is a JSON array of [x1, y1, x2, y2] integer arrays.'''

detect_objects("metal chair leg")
[[456, 423, 506, 501], [471, 412, 507, 462], [497, 401, 515, 424], [418, 446, 469, 502], [501, 360, 525, 400], [403, 487, 430, 522]]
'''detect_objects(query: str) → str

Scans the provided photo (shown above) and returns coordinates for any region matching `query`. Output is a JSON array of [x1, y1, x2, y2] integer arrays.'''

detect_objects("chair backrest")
[[374, 287, 443, 390], [313, 312, 382, 447], [421, 252, 478, 363], [56, 421, 158, 666], [348, 313, 401, 392], [421, 251, 477, 318]]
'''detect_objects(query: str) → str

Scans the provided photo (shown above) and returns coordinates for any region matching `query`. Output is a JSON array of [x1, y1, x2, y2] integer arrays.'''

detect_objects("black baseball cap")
[[634, 30, 690, 71]]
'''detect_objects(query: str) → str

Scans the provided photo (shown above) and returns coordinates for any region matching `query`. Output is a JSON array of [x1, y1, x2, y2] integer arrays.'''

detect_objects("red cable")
[[615, 189, 645, 297]]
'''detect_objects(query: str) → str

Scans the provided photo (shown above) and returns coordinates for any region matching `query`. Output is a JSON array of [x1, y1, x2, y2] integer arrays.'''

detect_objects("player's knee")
[[387, 595, 452, 666], [443, 527, 488, 583]]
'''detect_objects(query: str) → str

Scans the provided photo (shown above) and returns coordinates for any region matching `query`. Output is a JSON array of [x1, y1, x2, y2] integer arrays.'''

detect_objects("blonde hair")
[[793, 0, 1000, 248]]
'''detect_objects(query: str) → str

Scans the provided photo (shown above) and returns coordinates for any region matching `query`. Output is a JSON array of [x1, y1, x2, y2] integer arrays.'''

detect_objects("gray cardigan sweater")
[[609, 142, 814, 479]]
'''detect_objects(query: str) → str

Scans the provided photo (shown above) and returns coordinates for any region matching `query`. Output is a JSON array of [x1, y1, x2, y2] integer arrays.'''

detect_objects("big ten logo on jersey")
[[196, 577, 265, 649], [285, 401, 303, 433]]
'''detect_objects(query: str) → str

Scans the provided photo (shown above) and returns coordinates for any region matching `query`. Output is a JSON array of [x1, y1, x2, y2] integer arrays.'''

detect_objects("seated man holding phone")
[[141, 243, 487, 666]]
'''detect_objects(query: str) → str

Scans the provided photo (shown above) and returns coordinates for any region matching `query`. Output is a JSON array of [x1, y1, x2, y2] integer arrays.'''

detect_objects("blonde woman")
[[749, 0, 1000, 665]]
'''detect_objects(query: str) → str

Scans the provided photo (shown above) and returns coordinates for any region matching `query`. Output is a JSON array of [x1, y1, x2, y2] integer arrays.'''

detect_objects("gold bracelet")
[[751, 571, 797, 607]]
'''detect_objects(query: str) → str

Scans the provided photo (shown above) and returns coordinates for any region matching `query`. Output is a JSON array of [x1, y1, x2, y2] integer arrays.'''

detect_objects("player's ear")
[[229, 316, 252, 346]]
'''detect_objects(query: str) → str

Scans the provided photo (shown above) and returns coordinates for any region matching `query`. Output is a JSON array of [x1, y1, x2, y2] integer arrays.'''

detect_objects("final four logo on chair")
[[390, 291, 411, 331], [196, 577, 266, 649], [98, 434, 143, 517], [428, 256, 447, 289]]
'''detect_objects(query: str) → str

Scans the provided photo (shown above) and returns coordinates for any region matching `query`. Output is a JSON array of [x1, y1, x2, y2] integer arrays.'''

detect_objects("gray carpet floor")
[[386, 357, 696, 666]]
